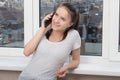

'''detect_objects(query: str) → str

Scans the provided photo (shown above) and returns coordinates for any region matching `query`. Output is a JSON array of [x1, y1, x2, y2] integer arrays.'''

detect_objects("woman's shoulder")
[[68, 29, 80, 36], [66, 29, 81, 43], [66, 29, 81, 40]]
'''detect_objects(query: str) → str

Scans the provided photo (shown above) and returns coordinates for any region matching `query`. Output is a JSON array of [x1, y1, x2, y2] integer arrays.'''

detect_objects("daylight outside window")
[[0, 0, 24, 48]]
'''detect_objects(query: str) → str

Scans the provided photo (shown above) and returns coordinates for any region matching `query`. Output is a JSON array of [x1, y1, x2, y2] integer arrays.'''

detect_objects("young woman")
[[18, 2, 81, 80]]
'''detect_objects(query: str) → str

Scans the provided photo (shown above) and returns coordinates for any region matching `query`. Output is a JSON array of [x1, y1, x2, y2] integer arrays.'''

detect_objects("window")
[[39, 0, 103, 56], [0, 0, 119, 72], [35, 0, 120, 62], [0, 0, 24, 48], [78, 0, 103, 56], [0, 0, 33, 56], [109, 0, 120, 61]]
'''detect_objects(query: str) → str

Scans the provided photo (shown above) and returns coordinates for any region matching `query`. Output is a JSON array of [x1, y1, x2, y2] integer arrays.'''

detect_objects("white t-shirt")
[[18, 29, 81, 80]]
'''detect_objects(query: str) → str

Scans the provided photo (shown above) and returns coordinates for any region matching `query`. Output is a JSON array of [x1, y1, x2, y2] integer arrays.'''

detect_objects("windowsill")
[[0, 58, 120, 77], [68, 63, 120, 77], [0, 57, 30, 71]]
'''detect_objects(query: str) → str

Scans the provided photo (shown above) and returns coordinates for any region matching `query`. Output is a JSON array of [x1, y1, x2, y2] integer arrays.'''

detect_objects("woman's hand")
[[56, 48, 80, 78], [56, 66, 68, 78], [41, 13, 53, 31]]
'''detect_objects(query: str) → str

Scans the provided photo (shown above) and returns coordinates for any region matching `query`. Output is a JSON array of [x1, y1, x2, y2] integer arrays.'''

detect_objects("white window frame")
[[0, 0, 33, 57], [79, 0, 120, 63], [79, 0, 110, 63], [33, 0, 40, 34], [109, 0, 120, 61]]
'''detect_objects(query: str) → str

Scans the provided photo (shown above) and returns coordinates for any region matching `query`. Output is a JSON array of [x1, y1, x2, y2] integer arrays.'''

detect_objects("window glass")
[[40, 0, 103, 56], [0, 0, 24, 48]]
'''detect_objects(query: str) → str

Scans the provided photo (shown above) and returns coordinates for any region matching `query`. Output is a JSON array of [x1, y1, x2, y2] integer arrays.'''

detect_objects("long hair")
[[46, 2, 80, 40]]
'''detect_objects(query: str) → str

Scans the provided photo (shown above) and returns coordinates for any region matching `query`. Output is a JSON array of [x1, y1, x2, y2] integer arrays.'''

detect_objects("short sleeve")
[[72, 30, 81, 50]]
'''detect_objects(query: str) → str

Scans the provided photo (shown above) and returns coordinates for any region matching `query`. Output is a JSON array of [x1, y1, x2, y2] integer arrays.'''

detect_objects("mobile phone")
[[44, 12, 55, 28]]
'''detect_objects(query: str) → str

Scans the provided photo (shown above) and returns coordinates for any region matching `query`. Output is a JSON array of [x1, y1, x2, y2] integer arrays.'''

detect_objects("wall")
[[58, 74, 120, 80], [0, 71, 19, 80], [0, 71, 120, 80]]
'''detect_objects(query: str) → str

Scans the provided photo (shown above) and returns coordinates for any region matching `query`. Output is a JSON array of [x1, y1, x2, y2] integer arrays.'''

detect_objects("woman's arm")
[[56, 48, 80, 78], [24, 13, 53, 56], [65, 48, 80, 69], [23, 27, 46, 56]]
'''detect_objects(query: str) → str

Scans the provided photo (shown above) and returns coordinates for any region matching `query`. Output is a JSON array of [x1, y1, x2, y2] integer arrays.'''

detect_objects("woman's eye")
[[55, 13, 58, 16], [61, 17, 65, 21]]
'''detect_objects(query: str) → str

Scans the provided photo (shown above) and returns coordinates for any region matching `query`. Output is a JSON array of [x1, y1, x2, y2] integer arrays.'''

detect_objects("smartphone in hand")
[[44, 12, 55, 28]]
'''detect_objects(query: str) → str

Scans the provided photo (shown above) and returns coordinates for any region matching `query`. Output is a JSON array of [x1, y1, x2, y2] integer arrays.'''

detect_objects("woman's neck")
[[49, 30, 64, 42]]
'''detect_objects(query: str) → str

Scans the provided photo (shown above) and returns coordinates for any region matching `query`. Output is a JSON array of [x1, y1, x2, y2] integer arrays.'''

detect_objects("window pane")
[[40, 0, 103, 56], [0, 0, 24, 48], [79, 0, 103, 56]]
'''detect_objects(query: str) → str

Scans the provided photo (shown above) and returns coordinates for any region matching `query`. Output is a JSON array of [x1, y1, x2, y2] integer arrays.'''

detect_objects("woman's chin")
[[52, 26, 59, 30]]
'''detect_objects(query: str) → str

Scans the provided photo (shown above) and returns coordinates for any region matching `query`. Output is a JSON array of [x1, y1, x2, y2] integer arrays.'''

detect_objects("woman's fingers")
[[44, 13, 53, 20], [58, 71, 66, 78], [59, 72, 66, 78], [41, 13, 53, 28], [56, 69, 66, 78]]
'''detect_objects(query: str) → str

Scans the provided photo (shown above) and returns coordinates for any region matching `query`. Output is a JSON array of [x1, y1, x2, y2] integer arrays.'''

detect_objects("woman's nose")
[[54, 17, 60, 24]]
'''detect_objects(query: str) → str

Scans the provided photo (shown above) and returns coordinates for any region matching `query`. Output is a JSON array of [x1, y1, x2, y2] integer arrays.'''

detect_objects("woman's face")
[[51, 6, 73, 31]]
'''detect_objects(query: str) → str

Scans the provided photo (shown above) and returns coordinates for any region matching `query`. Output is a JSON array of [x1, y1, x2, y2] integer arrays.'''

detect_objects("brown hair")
[[46, 2, 80, 40]]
